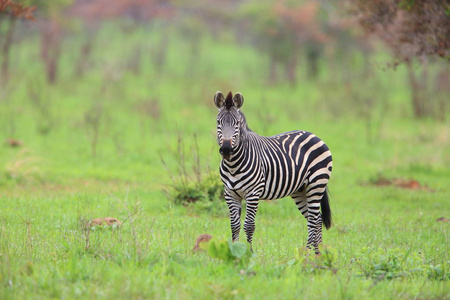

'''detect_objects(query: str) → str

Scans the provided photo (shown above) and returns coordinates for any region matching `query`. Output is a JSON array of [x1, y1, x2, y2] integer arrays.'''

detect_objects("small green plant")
[[290, 245, 338, 274], [351, 247, 450, 281], [204, 238, 253, 268]]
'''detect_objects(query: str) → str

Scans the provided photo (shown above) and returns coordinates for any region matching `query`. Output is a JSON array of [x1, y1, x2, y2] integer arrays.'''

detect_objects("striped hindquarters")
[[259, 130, 332, 200]]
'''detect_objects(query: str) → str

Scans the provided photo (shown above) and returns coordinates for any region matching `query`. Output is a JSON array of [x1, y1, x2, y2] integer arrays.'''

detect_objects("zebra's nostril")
[[220, 145, 232, 156], [220, 140, 233, 157]]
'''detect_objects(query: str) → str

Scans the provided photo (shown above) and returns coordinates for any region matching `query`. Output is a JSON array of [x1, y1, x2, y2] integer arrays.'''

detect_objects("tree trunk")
[[154, 32, 169, 74], [306, 45, 320, 80], [75, 40, 92, 77], [436, 68, 449, 121], [127, 43, 142, 75], [406, 60, 426, 118], [285, 54, 298, 85], [40, 20, 62, 84], [268, 54, 278, 84], [1, 15, 17, 84]]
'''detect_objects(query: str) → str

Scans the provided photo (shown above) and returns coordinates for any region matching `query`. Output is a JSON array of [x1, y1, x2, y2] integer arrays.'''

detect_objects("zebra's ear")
[[214, 91, 225, 109], [233, 92, 244, 109]]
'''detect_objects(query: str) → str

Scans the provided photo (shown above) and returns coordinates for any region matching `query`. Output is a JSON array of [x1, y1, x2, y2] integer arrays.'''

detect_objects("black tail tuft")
[[321, 189, 332, 229]]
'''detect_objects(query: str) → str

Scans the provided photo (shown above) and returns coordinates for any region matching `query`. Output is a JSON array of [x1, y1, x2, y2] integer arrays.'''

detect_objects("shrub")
[[161, 133, 225, 214], [167, 172, 224, 206]]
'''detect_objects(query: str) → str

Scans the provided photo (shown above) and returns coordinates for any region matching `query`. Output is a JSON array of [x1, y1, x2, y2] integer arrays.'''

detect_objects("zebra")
[[214, 91, 333, 253]]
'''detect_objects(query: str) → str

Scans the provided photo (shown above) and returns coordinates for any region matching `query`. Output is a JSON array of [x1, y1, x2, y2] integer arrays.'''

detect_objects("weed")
[[291, 245, 338, 274], [205, 238, 253, 268], [351, 247, 450, 281], [161, 133, 225, 215], [167, 173, 223, 206]]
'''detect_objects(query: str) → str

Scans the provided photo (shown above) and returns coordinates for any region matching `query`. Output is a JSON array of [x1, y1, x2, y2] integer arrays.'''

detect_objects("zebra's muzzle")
[[219, 141, 233, 160]]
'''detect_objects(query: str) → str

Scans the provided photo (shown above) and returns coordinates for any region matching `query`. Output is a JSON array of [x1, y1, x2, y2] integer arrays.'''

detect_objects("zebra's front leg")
[[225, 195, 242, 242], [243, 197, 260, 250]]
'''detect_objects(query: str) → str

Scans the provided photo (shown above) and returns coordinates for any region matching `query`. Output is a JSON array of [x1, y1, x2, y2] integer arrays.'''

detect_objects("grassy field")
[[0, 25, 449, 299]]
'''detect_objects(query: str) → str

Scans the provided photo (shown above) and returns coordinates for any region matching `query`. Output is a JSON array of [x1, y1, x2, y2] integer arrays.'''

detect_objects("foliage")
[[290, 245, 338, 274], [0, 8, 449, 299], [161, 134, 225, 215], [205, 238, 253, 268], [346, 0, 450, 119], [348, 0, 450, 62], [238, 0, 330, 83], [0, 0, 36, 19], [166, 172, 224, 209], [351, 247, 449, 281], [69, 0, 175, 21]]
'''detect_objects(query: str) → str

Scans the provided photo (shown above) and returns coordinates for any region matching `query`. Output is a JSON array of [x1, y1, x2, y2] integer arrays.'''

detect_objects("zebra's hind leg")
[[306, 186, 328, 254], [291, 190, 308, 219], [225, 192, 242, 242], [291, 191, 316, 250]]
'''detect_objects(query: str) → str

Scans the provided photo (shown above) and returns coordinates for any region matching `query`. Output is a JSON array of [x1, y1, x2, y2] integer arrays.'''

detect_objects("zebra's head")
[[214, 91, 244, 161]]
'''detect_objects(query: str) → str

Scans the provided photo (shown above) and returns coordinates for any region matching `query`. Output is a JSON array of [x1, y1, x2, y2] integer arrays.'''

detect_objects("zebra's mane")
[[238, 110, 252, 132], [225, 91, 233, 110]]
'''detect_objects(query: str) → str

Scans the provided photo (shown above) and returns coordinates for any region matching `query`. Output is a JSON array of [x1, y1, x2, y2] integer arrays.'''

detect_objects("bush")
[[161, 134, 225, 215], [167, 173, 224, 205]]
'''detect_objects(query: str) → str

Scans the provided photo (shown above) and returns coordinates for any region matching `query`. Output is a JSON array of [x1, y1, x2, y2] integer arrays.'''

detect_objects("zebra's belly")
[[258, 160, 305, 200], [220, 159, 305, 200], [260, 181, 302, 200], [222, 172, 302, 200]]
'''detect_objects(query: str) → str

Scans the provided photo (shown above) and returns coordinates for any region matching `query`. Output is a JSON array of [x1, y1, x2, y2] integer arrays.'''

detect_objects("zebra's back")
[[258, 130, 332, 200]]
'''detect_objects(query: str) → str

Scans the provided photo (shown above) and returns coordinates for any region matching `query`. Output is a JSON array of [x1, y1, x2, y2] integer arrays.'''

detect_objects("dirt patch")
[[193, 234, 213, 252], [6, 138, 23, 147], [436, 217, 449, 223], [370, 176, 432, 191], [88, 217, 122, 227]]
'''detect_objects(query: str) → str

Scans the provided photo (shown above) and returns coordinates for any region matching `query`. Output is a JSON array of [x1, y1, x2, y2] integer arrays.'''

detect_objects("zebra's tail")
[[321, 189, 332, 229]]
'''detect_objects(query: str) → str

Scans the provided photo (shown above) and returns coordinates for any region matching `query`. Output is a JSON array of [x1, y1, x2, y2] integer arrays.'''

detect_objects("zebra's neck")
[[221, 128, 257, 170], [221, 110, 258, 170]]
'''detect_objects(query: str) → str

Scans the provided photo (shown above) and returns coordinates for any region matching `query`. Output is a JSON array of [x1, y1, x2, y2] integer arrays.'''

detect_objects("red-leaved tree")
[[348, 0, 450, 118]]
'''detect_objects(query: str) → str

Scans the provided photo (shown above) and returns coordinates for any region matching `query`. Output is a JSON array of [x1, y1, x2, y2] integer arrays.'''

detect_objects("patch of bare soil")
[[193, 234, 213, 252], [436, 217, 449, 223], [88, 217, 122, 227], [6, 138, 22, 147], [370, 176, 432, 191]]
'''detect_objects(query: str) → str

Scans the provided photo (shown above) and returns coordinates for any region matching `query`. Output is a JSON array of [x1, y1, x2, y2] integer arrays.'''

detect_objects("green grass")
[[0, 23, 449, 299]]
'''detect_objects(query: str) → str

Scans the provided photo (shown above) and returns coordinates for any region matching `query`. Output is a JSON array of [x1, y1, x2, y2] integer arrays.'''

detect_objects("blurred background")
[[0, 0, 449, 191]]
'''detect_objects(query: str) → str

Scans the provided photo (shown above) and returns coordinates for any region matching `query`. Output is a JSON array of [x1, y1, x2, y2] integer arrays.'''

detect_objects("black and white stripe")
[[214, 91, 333, 253]]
